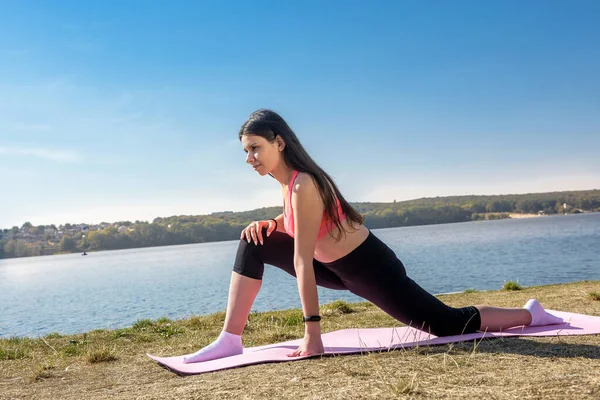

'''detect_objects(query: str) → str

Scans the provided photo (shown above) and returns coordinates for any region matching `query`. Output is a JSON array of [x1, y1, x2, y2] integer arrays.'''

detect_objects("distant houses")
[[2, 222, 134, 240], [0, 223, 126, 245], [6, 222, 140, 236], [55, 224, 92, 235]]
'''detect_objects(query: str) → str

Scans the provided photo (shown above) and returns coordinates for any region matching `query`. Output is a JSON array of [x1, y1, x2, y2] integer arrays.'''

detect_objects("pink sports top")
[[283, 171, 346, 239]]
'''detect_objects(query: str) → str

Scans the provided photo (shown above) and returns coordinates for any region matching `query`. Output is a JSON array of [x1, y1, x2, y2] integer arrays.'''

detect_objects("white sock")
[[182, 331, 243, 364], [524, 299, 564, 326]]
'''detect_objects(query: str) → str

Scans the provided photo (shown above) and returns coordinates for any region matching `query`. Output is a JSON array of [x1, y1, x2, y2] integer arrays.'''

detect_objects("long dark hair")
[[239, 109, 364, 241]]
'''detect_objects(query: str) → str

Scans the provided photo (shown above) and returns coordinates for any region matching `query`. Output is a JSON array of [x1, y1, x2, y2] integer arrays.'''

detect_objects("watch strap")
[[303, 315, 322, 322]]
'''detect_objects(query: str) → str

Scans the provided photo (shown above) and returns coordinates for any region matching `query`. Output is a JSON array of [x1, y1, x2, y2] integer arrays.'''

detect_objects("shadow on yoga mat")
[[147, 310, 600, 376]]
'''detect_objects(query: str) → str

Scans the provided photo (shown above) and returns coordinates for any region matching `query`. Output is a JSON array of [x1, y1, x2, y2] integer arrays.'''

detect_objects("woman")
[[183, 109, 563, 363]]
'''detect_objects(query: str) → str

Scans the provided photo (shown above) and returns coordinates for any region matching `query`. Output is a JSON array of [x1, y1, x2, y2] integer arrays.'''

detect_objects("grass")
[[321, 299, 355, 315], [0, 347, 27, 360], [1, 280, 599, 400], [502, 280, 523, 291], [86, 347, 118, 364], [589, 291, 600, 301]]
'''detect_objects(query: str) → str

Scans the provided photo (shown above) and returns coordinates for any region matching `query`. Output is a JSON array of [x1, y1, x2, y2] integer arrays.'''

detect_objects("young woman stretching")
[[183, 109, 563, 363]]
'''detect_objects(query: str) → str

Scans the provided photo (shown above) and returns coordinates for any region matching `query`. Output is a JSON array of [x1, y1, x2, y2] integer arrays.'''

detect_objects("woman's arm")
[[290, 173, 324, 337], [272, 213, 285, 233]]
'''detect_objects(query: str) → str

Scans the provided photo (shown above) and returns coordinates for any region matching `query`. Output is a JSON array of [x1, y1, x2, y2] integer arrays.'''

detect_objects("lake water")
[[1, 213, 599, 338]]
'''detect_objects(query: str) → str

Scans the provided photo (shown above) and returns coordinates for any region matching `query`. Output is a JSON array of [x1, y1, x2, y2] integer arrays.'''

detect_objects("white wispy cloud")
[[0, 146, 81, 163], [108, 112, 143, 124], [13, 123, 53, 132]]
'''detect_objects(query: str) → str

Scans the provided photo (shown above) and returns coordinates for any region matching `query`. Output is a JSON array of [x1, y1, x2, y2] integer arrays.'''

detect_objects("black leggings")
[[233, 229, 481, 337]]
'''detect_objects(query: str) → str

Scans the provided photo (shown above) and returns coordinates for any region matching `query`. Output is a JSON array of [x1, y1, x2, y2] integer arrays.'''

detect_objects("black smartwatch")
[[303, 315, 321, 322]]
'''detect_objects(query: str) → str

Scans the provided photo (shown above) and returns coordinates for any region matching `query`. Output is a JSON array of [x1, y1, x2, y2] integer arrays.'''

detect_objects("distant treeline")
[[1, 189, 598, 259]]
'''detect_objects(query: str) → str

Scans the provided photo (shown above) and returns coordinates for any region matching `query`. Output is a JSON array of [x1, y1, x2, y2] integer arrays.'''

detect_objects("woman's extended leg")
[[476, 305, 531, 331], [477, 298, 564, 331], [322, 231, 563, 337], [183, 230, 347, 363]]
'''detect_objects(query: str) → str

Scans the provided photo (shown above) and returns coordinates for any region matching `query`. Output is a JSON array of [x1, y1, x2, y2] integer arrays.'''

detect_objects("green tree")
[[14, 240, 30, 257], [60, 237, 77, 252], [4, 240, 16, 257]]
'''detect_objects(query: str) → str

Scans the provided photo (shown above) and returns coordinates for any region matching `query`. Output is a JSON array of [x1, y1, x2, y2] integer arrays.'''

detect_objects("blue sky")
[[1, 1, 598, 228]]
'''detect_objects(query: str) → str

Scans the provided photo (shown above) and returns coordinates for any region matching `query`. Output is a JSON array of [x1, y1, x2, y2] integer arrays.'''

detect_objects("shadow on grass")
[[448, 336, 600, 360]]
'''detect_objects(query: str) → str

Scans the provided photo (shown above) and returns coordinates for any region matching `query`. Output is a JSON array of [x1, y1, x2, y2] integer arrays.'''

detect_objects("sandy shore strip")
[[509, 213, 543, 219]]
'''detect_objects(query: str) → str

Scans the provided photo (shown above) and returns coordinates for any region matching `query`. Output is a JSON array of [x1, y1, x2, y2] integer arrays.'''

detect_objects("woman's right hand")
[[240, 220, 276, 245]]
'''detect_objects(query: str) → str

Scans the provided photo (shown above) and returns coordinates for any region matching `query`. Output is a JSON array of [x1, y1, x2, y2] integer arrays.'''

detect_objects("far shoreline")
[[0, 211, 597, 261]]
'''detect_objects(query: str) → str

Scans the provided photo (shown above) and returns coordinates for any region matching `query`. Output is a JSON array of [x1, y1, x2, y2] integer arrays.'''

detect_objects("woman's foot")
[[183, 331, 243, 363], [524, 299, 564, 326]]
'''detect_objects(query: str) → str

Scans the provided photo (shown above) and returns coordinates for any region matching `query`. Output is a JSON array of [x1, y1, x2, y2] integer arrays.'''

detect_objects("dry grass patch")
[[1, 280, 599, 400], [30, 361, 60, 383], [86, 347, 118, 364]]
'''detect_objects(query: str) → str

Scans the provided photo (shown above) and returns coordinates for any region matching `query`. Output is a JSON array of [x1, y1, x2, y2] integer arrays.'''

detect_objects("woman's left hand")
[[287, 333, 325, 357]]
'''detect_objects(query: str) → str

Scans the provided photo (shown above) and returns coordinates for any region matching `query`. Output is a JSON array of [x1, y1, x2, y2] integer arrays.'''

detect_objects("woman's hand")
[[287, 333, 324, 358], [240, 220, 276, 245]]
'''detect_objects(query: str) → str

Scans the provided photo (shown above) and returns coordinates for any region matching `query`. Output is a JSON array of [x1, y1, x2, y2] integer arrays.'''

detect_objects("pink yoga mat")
[[147, 310, 600, 375]]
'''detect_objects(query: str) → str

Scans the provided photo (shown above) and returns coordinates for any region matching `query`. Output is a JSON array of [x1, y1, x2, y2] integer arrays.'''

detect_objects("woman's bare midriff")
[[313, 219, 370, 263]]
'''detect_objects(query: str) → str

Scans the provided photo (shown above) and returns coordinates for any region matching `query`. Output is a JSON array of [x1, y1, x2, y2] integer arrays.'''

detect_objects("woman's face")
[[241, 134, 283, 175]]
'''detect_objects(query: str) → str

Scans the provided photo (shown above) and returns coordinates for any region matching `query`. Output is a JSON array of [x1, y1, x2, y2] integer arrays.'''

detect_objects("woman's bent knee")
[[233, 238, 264, 280]]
